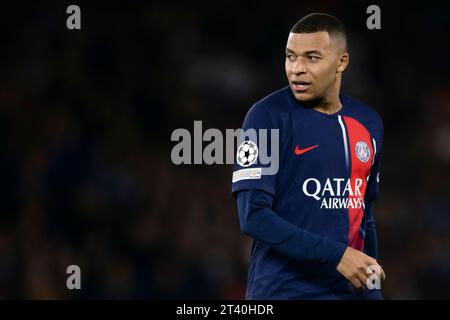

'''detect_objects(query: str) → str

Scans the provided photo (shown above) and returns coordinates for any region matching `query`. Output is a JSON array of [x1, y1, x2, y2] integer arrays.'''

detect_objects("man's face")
[[285, 31, 346, 102]]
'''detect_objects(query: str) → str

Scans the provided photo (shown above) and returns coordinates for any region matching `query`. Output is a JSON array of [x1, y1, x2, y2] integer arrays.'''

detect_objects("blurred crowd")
[[0, 1, 449, 299]]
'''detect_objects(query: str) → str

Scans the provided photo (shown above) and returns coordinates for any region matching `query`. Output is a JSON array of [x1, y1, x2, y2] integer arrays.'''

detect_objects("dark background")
[[0, 0, 449, 299]]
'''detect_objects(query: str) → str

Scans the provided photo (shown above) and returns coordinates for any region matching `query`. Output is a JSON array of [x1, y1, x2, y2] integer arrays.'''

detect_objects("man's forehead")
[[286, 31, 332, 52]]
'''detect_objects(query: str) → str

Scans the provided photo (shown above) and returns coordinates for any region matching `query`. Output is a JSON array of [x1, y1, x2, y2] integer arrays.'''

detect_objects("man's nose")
[[292, 58, 307, 74]]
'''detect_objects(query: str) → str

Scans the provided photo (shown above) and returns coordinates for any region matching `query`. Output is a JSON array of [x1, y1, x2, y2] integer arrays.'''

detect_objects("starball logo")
[[302, 178, 366, 209]]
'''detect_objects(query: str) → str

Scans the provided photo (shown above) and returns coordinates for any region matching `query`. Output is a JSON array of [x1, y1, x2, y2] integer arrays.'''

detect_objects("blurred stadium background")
[[0, 1, 449, 299]]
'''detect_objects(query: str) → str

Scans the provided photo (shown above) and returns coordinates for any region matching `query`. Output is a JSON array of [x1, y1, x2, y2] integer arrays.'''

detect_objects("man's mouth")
[[292, 81, 311, 91]]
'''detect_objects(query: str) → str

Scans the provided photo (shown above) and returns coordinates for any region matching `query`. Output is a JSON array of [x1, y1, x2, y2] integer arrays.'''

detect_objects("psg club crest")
[[236, 140, 258, 167], [355, 141, 370, 163]]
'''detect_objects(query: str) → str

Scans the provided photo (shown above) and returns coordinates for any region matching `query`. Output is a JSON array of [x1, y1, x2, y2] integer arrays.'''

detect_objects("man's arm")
[[364, 200, 378, 259], [364, 115, 383, 260], [237, 188, 385, 288], [237, 188, 347, 266]]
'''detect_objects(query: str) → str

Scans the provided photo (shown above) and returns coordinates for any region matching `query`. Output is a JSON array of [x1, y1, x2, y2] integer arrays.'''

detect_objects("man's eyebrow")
[[285, 48, 324, 55], [304, 50, 323, 55]]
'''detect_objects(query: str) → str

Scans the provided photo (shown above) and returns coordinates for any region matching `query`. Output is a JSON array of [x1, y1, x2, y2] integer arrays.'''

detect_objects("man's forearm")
[[237, 189, 347, 267], [364, 200, 378, 259]]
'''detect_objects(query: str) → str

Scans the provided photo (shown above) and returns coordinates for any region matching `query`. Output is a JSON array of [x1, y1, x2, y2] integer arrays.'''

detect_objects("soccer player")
[[232, 13, 386, 299]]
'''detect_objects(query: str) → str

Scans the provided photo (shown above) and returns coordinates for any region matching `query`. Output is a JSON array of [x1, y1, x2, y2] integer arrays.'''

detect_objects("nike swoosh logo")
[[294, 145, 319, 155]]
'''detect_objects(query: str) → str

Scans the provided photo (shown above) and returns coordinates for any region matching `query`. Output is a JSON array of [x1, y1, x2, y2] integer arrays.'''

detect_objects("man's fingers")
[[351, 276, 363, 289], [372, 264, 385, 281], [356, 272, 368, 288], [380, 267, 386, 280], [366, 264, 385, 283]]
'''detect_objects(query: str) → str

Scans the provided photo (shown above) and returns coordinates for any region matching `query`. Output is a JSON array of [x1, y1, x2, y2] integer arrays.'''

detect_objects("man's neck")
[[301, 95, 342, 115], [312, 77, 342, 115], [313, 98, 342, 115]]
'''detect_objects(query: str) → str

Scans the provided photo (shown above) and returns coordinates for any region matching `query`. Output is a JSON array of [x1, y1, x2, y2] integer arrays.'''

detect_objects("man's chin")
[[290, 89, 324, 109], [291, 89, 315, 102]]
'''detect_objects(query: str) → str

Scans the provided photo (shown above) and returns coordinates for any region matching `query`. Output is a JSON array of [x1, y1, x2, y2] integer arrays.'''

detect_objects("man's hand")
[[336, 246, 386, 289]]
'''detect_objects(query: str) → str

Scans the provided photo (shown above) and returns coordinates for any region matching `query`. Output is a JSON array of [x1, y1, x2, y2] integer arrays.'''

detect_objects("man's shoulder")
[[342, 94, 383, 127], [242, 86, 291, 128], [251, 86, 292, 114]]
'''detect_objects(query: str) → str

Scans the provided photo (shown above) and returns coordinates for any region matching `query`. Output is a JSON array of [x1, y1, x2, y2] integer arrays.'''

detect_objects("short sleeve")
[[231, 102, 278, 197]]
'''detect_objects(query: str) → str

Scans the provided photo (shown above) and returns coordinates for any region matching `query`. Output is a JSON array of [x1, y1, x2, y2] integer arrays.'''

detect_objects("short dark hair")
[[290, 13, 347, 52]]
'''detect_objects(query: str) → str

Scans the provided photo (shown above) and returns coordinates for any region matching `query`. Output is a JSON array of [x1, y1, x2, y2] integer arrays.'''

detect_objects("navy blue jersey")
[[232, 86, 384, 299]]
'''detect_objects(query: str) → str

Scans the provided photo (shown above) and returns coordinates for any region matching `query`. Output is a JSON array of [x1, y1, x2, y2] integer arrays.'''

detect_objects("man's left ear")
[[337, 53, 349, 73]]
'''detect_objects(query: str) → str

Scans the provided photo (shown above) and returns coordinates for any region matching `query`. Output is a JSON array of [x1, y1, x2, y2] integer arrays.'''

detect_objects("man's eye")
[[286, 54, 295, 61], [308, 56, 320, 61]]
